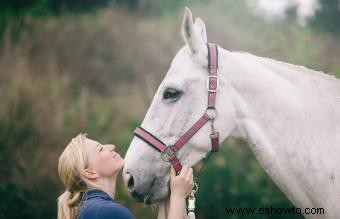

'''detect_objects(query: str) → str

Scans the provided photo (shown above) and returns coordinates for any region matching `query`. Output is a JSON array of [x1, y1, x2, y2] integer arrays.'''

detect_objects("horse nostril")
[[127, 173, 135, 190], [131, 190, 145, 203]]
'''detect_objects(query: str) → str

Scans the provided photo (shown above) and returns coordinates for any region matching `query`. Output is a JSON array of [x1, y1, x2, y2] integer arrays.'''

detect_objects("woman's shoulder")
[[97, 200, 135, 219], [78, 199, 135, 219], [77, 190, 135, 219]]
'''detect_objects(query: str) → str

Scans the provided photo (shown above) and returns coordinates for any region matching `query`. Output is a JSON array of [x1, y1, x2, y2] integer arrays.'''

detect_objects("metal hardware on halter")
[[205, 108, 219, 152], [160, 146, 176, 162], [207, 75, 219, 92], [208, 109, 220, 152], [188, 192, 196, 212], [205, 108, 218, 120], [192, 182, 198, 193], [211, 117, 216, 133], [188, 182, 198, 213]]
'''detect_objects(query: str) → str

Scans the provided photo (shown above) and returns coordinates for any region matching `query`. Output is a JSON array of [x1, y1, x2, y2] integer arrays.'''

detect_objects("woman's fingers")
[[182, 166, 194, 192], [184, 167, 192, 182], [170, 166, 176, 178], [180, 165, 189, 176], [186, 167, 193, 179], [169, 164, 195, 197], [176, 165, 193, 181]]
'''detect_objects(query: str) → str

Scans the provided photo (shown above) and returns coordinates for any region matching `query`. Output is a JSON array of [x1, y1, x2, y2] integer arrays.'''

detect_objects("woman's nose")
[[103, 144, 115, 151], [109, 144, 115, 151]]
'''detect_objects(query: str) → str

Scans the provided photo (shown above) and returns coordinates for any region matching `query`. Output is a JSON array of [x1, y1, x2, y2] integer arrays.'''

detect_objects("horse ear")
[[194, 18, 207, 44], [181, 7, 207, 54]]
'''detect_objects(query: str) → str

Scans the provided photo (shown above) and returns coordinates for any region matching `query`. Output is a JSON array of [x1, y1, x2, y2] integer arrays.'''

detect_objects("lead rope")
[[187, 190, 196, 219], [186, 151, 214, 219]]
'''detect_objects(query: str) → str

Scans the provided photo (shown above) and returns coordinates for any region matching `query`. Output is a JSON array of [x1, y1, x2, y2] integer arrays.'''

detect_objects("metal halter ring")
[[192, 182, 199, 193], [205, 108, 218, 120], [161, 146, 176, 162]]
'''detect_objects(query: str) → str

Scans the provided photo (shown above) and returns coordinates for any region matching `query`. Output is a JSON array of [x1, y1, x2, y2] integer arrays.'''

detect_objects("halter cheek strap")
[[207, 42, 218, 109], [134, 126, 183, 172], [134, 43, 220, 175]]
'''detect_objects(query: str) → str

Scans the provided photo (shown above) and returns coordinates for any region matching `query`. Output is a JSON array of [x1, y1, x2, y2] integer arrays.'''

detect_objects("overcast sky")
[[253, 0, 318, 23]]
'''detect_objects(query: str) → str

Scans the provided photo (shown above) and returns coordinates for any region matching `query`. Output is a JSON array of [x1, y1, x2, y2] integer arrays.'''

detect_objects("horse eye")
[[163, 88, 182, 101]]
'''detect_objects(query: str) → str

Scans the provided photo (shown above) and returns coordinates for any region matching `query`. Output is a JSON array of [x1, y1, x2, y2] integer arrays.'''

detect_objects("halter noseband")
[[134, 43, 220, 175]]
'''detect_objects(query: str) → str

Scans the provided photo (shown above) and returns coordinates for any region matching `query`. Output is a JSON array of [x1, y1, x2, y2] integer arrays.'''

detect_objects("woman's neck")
[[96, 175, 118, 199]]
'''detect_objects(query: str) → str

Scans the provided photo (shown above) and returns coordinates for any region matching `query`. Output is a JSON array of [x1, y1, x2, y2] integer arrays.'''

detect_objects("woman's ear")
[[83, 168, 100, 180]]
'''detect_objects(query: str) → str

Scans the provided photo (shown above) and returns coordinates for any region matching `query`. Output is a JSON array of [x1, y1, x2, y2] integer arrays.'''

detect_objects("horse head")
[[122, 8, 236, 204]]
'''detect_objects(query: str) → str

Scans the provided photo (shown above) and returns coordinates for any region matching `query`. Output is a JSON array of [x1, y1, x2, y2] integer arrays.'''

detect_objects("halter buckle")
[[161, 146, 176, 162], [207, 75, 219, 92]]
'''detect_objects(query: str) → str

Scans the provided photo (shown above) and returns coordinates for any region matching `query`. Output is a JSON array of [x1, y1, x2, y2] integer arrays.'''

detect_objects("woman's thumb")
[[170, 166, 175, 177]]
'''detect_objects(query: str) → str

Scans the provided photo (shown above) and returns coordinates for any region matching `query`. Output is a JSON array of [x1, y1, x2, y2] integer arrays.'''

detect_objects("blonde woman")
[[58, 133, 194, 219]]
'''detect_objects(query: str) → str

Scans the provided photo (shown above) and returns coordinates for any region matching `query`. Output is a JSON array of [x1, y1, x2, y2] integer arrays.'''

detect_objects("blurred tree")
[[0, 0, 111, 15], [113, 0, 185, 16], [0, 0, 112, 36], [285, 4, 298, 24], [308, 0, 340, 35], [49, 0, 111, 13], [0, 0, 187, 37]]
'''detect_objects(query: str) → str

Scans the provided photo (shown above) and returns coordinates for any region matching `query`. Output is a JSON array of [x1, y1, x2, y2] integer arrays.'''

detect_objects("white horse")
[[123, 8, 340, 219]]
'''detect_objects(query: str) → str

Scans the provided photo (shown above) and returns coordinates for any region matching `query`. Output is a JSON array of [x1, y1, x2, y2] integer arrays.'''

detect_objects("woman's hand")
[[167, 165, 194, 219], [170, 165, 194, 198]]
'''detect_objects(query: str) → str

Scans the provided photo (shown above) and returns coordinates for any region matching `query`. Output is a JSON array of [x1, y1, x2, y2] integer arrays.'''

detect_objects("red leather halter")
[[134, 43, 220, 175]]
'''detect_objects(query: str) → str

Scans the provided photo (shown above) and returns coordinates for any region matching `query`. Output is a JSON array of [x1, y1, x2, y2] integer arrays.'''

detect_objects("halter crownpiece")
[[134, 43, 220, 175]]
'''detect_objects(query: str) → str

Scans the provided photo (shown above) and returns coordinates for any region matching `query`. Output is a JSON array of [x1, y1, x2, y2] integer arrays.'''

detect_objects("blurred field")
[[0, 1, 339, 219]]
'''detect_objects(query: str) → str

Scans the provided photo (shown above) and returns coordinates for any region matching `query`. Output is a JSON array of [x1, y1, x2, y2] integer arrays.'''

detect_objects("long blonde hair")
[[57, 133, 100, 219]]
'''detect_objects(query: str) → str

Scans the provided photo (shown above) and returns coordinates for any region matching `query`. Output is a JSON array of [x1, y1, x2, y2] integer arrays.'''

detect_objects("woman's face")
[[84, 138, 124, 178]]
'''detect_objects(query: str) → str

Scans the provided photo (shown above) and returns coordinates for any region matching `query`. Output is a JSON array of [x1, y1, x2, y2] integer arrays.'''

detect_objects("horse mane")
[[236, 51, 340, 97]]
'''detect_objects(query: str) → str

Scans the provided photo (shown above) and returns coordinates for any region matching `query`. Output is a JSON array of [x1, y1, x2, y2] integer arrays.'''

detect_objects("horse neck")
[[217, 48, 340, 212], [156, 198, 188, 219], [219, 48, 340, 148]]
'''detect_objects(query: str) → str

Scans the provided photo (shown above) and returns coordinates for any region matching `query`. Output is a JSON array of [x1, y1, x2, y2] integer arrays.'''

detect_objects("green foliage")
[[0, 0, 112, 36], [308, 0, 340, 35], [0, 0, 111, 15], [0, 77, 62, 219], [0, 0, 190, 37], [0, 180, 59, 219]]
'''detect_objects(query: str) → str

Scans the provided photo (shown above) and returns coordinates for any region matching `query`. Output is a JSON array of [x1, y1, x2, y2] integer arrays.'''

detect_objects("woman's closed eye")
[[99, 144, 115, 152], [97, 144, 104, 152]]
